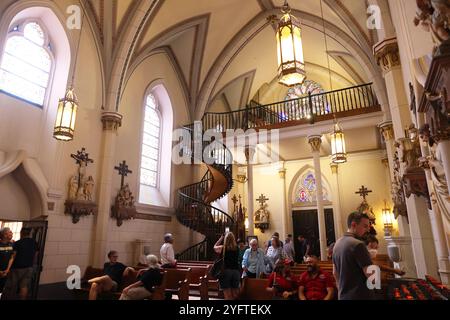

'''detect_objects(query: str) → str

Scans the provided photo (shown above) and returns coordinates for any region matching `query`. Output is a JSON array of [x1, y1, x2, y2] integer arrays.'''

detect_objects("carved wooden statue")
[[111, 161, 137, 226], [65, 148, 98, 223], [414, 0, 450, 51]]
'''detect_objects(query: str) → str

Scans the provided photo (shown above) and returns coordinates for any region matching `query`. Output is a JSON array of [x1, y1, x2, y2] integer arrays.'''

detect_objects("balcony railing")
[[201, 82, 380, 132]]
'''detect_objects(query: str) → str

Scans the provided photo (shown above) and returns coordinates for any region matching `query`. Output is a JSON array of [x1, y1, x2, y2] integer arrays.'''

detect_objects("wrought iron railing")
[[201, 83, 379, 132]]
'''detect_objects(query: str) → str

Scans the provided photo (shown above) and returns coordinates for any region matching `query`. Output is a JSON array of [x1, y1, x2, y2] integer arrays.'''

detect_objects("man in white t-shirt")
[[160, 233, 177, 268]]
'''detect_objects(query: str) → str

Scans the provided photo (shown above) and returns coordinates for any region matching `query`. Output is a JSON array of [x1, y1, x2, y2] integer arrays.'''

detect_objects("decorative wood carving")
[[65, 200, 98, 224], [414, 0, 450, 51], [111, 161, 137, 226], [65, 148, 98, 223], [398, 125, 432, 209], [254, 194, 269, 232], [392, 143, 408, 219]]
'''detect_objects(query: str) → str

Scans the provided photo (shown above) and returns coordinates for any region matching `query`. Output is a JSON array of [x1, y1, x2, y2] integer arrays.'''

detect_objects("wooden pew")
[[73, 266, 166, 300], [175, 264, 211, 300], [163, 268, 191, 300], [238, 278, 273, 300]]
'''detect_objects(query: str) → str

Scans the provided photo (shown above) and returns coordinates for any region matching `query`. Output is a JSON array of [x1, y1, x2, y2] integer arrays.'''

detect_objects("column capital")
[[330, 163, 338, 174], [101, 111, 123, 132], [378, 120, 394, 141], [278, 168, 286, 179], [373, 38, 401, 74], [244, 145, 256, 162], [308, 135, 322, 152]]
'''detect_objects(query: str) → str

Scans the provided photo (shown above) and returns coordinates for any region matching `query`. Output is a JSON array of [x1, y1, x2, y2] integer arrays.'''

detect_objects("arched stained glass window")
[[140, 93, 161, 188], [281, 80, 329, 121], [294, 171, 329, 203], [0, 21, 52, 106]]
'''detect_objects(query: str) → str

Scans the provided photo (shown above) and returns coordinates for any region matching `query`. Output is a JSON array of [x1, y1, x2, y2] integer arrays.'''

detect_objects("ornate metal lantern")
[[276, 1, 306, 87], [330, 122, 347, 164], [53, 88, 78, 141]]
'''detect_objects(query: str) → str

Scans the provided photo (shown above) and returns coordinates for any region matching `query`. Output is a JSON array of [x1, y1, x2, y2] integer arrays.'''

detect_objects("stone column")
[[278, 164, 288, 239], [378, 121, 410, 236], [374, 42, 439, 278], [245, 146, 256, 236], [92, 111, 122, 267], [374, 38, 413, 135], [308, 135, 327, 261], [329, 163, 344, 239]]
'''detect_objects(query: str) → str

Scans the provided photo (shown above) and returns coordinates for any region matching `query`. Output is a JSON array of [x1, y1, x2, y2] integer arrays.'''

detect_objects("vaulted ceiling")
[[82, 0, 385, 120]]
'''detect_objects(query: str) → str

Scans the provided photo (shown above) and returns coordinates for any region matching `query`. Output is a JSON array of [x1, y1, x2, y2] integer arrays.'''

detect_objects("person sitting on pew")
[[365, 235, 405, 276], [298, 255, 335, 300], [266, 259, 298, 300], [119, 255, 163, 300], [88, 250, 134, 300]]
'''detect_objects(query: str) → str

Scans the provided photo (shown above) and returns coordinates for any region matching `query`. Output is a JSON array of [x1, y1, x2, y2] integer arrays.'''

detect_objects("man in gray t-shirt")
[[333, 211, 374, 300]]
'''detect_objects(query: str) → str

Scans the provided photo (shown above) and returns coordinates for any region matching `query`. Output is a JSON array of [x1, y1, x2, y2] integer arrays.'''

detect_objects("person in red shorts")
[[266, 259, 298, 300], [298, 255, 335, 300]]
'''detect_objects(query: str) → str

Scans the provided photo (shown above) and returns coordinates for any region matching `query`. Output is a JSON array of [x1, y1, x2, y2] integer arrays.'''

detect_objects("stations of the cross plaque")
[[257, 194, 269, 207], [355, 185, 372, 200], [114, 160, 132, 187]]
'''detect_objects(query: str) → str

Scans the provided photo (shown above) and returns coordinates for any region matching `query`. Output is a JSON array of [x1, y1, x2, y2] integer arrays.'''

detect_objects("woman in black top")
[[120, 255, 163, 300], [88, 250, 133, 300], [214, 232, 240, 300]]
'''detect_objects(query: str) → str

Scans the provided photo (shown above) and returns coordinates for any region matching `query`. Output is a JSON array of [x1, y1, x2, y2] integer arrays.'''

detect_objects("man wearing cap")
[[160, 233, 177, 268]]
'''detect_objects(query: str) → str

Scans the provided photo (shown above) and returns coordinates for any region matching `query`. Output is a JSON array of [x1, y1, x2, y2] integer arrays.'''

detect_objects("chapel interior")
[[0, 0, 449, 301]]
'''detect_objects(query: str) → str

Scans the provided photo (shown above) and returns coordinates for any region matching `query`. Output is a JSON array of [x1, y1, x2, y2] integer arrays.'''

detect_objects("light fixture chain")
[[320, 0, 333, 92], [71, 11, 85, 87]]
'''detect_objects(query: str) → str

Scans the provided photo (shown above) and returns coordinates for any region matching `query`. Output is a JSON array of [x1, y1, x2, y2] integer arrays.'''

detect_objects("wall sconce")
[[382, 200, 394, 236], [245, 217, 249, 231]]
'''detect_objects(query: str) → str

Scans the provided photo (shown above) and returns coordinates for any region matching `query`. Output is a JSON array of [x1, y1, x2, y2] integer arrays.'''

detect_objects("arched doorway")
[[289, 167, 335, 262]]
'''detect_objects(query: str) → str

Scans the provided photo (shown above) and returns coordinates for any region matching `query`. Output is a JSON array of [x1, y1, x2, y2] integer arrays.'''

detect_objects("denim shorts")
[[219, 269, 240, 289]]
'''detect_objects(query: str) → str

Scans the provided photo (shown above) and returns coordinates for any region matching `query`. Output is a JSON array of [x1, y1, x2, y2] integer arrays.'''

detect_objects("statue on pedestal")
[[419, 124, 450, 223], [65, 148, 98, 223], [414, 0, 450, 52], [254, 194, 270, 232], [111, 161, 137, 226]]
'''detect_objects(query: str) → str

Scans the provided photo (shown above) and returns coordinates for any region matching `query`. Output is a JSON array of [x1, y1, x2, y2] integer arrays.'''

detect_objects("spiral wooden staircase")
[[175, 83, 380, 261]]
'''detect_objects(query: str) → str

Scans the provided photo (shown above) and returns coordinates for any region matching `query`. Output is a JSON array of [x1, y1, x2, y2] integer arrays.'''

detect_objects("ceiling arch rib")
[[106, 0, 163, 112], [208, 69, 257, 113], [327, 51, 366, 84], [195, 8, 387, 120], [127, 14, 210, 115]]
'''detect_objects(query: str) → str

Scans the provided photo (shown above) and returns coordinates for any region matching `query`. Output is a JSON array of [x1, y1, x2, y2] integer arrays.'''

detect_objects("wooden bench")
[[176, 264, 211, 300], [162, 268, 191, 300], [174, 263, 224, 299], [238, 278, 273, 300], [73, 266, 166, 300]]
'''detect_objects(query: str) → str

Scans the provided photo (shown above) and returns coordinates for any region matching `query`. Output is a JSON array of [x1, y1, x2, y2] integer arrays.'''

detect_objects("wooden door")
[[292, 209, 336, 261], [22, 220, 48, 300]]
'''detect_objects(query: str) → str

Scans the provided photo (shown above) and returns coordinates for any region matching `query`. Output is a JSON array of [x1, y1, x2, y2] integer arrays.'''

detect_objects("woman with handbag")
[[213, 232, 240, 300]]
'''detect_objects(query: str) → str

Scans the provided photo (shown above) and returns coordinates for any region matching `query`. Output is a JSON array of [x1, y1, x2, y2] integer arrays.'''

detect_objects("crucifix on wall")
[[65, 147, 97, 224], [114, 160, 132, 188], [355, 185, 372, 200], [112, 160, 137, 227], [254, 193, 270, 231], [70, 147, 94, 190], [354, 185, 376, 226]]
